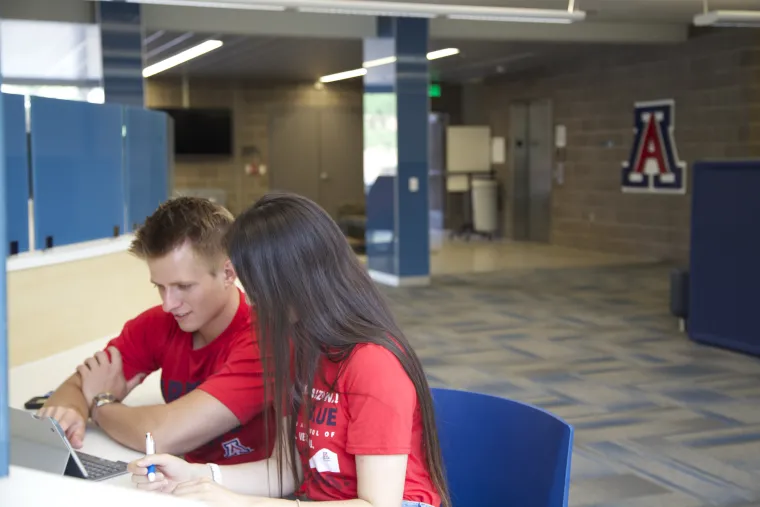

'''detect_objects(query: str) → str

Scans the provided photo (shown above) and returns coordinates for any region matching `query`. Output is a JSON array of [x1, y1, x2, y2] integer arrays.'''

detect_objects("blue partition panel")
[[3, 93, 29, 254], [30, 97, 124, 248], [689, 160, 760, 356], [0, 76, 10, 479], [124, 107, 168, 231]]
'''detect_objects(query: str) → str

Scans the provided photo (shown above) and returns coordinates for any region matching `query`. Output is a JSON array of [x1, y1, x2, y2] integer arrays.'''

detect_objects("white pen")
[[146, 432, 156, 482]]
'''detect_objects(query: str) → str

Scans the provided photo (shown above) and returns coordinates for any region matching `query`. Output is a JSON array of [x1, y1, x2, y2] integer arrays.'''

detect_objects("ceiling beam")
[[0, 0, 94, 24], [431, 18, 689, 44], [143, 4, 688, 44], [143, 5, 375, 38]]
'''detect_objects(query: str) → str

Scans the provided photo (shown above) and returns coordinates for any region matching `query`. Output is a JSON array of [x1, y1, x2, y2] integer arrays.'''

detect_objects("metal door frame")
[[527, 98, 554, 243], [509, 98, 554, 243], [509, 101, 530, 241]]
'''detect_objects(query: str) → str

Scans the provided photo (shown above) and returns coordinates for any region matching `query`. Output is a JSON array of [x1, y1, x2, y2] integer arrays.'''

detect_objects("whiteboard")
[[446, 125, 491, 192]]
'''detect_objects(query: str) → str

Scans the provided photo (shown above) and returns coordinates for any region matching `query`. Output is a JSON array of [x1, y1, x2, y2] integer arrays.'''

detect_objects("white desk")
[[0, 465, 202, 506], [8, 338, 167, 489]]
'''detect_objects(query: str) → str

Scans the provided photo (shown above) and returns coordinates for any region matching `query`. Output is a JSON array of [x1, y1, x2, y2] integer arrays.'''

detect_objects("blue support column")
[[97, 1, 145, 107], [364, 18, 430, 287], [0, 23, 9, 478]]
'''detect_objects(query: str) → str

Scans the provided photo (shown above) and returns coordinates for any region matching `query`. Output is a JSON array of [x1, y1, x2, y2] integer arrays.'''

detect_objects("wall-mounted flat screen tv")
[[157, 108, 232, 156]]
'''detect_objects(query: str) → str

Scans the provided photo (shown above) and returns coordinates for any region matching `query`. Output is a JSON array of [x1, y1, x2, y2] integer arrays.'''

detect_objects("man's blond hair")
[[129, 196, 234, 270]]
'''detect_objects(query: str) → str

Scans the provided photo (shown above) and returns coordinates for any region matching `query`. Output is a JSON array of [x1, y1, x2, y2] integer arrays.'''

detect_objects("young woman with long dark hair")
[[129, 192, 450, 507]]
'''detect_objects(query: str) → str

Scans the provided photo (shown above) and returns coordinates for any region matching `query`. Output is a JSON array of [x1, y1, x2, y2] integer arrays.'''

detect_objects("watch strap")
[[91, 392, 117, 412]]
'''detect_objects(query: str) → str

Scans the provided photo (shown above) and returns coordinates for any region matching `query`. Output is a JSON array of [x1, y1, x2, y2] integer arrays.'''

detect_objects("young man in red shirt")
[[38, 197, 272, 465]]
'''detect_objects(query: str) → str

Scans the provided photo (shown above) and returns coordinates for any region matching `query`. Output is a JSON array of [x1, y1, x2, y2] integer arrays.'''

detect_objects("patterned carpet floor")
[[382, 263, 760, 507]]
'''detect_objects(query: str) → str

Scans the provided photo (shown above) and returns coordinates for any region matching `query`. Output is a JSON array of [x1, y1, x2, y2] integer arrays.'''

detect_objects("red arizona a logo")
[[621, 99, 687, 194]]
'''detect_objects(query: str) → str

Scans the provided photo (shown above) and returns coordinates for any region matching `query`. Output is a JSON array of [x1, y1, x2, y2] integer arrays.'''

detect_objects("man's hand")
[[37, 405, 87, 449], [77, 346, 144, 408]]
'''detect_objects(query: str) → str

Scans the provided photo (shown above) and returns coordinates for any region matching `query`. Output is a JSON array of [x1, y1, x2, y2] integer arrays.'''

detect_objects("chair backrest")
[[431, 388, 573, 507]]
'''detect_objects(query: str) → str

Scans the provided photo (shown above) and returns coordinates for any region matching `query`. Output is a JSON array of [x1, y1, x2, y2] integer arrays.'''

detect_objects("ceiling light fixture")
[[321, 47, 460, 83], [298, 7, 436, 17], [93, 0, 286, 11], [363, 56, 398, 68], [362, 49, 459, 68], [97, 0, 585, 23], [427, 48, 460, 60], [447, 14, 579, 23], [693, 10, 760, 27], [693, 0, 760, 27], [143, 40, 223, 77], [293, 0, 584, 22], [319, 68, 368, 83]]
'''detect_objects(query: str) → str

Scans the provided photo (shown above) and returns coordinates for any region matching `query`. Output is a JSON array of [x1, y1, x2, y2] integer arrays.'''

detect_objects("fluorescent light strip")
[[363, 56, 397, 68], [447, 14, 575, 23], [143, 40, 223, 77], [104, 0, 586, 22], [291, 0, 585, 22], [427, 48, 460, 60], [112, 0, 286, 11], [693, 10, 760, 27], [321, 47, 459, 82], [106, 0, 586, 23], [319, 68, 368, 83], [298, 7, 436, 17]]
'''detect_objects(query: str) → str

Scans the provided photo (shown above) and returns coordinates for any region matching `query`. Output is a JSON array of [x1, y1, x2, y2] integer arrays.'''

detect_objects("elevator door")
[[429, 112, 447, 251], [509, 99, 553, 242]]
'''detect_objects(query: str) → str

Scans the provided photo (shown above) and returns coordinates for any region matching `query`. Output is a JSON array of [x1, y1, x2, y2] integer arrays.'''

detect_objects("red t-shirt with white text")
[[295, 344, 440, 506], [106, 290, 273, 465]]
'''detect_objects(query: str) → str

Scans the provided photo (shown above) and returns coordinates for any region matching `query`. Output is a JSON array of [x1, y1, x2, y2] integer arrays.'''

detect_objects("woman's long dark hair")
[[226, 192, 450, 507]]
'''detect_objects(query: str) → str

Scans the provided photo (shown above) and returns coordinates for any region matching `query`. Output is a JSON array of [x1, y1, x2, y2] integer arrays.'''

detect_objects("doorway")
[[429, 112, 447, 252], [509, 99, 553, 242], [269, 107, 364, 219]]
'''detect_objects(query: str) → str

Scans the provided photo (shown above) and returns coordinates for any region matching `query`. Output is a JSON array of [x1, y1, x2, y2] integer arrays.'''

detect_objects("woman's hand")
[[173, 478, 266, 506], [128, 453, 207, 493]]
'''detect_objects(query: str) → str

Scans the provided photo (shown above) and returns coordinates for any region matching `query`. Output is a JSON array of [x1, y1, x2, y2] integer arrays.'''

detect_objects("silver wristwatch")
[[91, 392, 117, 412]]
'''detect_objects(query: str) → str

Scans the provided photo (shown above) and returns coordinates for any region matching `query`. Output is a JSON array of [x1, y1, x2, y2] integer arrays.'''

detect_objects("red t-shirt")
[[295, 344, 440, 506], [106, 290, 273, 465]]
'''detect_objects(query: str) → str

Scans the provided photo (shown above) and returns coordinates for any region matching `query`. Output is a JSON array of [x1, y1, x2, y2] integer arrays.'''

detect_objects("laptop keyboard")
[[76, 451, 129, 480]]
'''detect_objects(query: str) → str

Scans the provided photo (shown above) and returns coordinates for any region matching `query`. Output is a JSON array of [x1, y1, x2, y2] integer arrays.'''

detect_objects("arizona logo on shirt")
[[222, 437, 253, 458], [621, 99, 687, 195]]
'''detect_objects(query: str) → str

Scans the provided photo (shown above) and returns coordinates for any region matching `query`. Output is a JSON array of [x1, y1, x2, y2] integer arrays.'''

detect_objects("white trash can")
[[471, 179, 498, 234]]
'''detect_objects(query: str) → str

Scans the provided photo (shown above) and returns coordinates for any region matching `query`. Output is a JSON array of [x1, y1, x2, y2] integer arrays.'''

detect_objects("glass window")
[[0, 19, 102, 82]]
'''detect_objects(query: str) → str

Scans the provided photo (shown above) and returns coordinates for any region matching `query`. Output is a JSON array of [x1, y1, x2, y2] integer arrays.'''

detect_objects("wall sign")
[[621, 99, 687, 194]]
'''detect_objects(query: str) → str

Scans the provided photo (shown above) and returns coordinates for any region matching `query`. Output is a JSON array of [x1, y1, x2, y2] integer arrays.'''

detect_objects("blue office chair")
[[431, 388, 573, 507]]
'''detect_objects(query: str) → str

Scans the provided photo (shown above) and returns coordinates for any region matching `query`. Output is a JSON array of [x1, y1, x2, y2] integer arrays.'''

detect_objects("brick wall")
[[480, 28, 760, 262], [145, 78, 362, 215]]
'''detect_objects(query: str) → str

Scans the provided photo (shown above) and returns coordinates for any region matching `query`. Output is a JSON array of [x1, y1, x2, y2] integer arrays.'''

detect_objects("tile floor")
[[382, 259, 760, 507]]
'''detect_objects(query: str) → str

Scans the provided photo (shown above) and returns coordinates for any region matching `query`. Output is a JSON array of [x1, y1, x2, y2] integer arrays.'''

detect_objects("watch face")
[[94, 393, 116, 407]]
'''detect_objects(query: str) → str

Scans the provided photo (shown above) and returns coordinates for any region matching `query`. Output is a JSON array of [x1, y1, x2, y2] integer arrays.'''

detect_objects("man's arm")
[[91, 389, 240, 455], [42, 373, 88, 416], [37, 374, 90, 448]]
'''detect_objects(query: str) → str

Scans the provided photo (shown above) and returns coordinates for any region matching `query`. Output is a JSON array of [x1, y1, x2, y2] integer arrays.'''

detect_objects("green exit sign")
[[429, 83, 441, 98]]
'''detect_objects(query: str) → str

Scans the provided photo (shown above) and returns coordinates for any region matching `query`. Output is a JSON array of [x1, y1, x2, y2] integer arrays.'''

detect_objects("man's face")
[[147, 241, 230, 333]]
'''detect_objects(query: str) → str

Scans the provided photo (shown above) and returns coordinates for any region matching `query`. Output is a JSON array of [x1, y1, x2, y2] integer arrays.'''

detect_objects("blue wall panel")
[[30, 97, 124, 248], [689, 160, 760, 356], [125, 107, 168, 231], [0, 71, 9, 479], [3, 93, 29, 254]]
